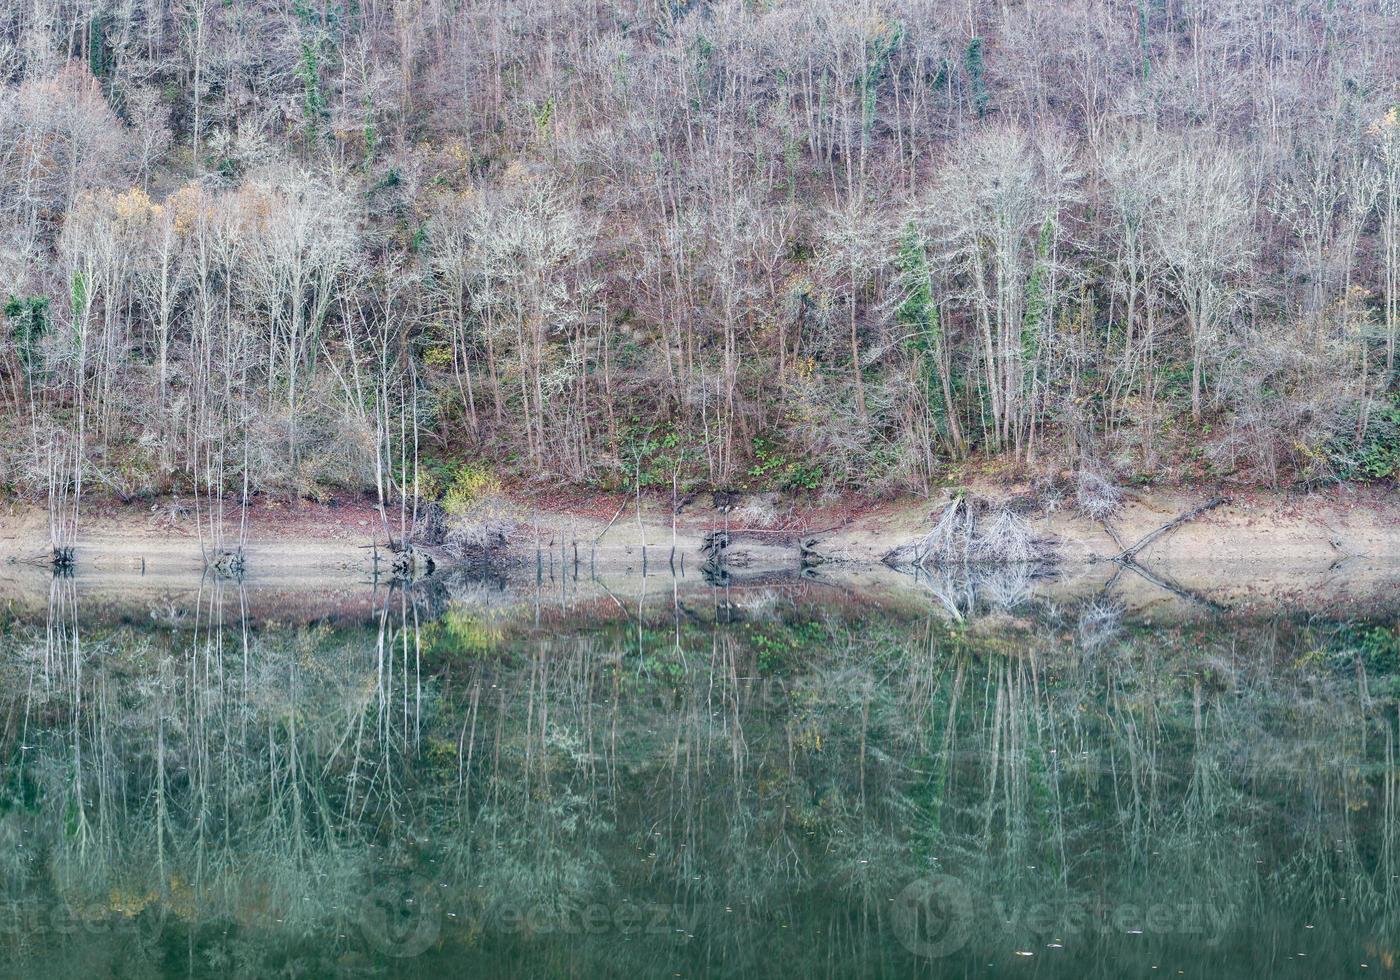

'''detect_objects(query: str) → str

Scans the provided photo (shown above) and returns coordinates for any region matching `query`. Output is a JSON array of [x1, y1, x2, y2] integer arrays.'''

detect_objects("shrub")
[[439, 461, 516, 562], [1325, 397, 1400, 482], [747, 436, 823, 492], [1075, 468, 1123, 521], [443, 462, 501, 516]]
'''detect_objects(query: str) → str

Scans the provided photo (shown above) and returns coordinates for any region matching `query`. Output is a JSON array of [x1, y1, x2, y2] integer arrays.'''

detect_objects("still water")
[[1, 568, 1397, 978]]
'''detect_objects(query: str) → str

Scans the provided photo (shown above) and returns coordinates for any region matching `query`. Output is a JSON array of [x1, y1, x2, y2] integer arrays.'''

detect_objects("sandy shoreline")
[[2, 485, 1396, 618]]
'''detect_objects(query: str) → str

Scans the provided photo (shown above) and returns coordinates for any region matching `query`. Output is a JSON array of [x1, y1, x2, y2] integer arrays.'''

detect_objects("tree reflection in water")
[[0, 570, 1397, 977]]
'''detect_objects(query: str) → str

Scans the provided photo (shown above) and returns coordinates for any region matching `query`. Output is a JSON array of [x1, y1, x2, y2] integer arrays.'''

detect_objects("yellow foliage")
[[169, 183, 216, 234], [233, 185, 278, 231], [500, 160, 530, 187], [409, 466, 441, 503], [861, 13, 892, 40], [1370, 107, 1399, 146], [165, 875, 199, 919], [442, 461, 500, 515], [115, 186, 154, 223], [444, 139, 473, 168], [794, 724, 823, 753]]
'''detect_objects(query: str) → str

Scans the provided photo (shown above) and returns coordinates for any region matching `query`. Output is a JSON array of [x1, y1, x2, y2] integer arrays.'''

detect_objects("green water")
[[1, 573, 1397, 978]]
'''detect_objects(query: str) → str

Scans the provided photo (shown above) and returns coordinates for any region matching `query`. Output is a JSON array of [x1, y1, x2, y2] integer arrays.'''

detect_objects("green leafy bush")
[[1326, 397, 1400, 481], [618, 419, 690, 489], [747, 436, 823, 491]]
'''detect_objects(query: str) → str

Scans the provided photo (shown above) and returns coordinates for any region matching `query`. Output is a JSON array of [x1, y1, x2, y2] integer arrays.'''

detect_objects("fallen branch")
[[1098, 519, 1127, 554], [593, 498, 629, 546], [1112, 496, 1227, 562]]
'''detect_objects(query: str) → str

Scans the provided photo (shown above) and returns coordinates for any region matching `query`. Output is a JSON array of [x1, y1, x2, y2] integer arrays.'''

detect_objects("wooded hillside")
[[1, 0, 1397, 506]]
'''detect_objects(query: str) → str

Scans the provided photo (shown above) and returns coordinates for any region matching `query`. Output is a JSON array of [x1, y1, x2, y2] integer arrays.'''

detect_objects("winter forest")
[[1, 0, 1397, 519]]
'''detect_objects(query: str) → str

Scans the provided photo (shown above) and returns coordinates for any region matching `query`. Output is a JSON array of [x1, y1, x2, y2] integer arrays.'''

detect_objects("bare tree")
[[1150, 136, 1254, 422]]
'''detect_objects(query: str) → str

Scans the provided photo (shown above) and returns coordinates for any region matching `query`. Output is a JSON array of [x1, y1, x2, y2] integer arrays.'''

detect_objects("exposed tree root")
[[883, 496, 1057, 569]]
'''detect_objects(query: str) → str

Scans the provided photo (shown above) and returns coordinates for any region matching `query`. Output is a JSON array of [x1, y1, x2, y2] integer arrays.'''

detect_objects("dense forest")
[[1, 0, 1397, 516]]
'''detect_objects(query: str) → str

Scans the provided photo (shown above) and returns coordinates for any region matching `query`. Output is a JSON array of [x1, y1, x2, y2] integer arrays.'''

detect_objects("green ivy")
[[619, 419, 688, 490], [87, 14, 111, 83], [1326, 622, 1400, 698], [362, 92, 378, 169], [531, 96, 556, 137], [1021, 219, 1054, 384], [747, 436, 822, 491], [964, 38, 989, 117], [861, 20, 904, 139], [4, 294, 50, 379], [896, 223, 948, 439], [1327, 397, 1400, 481], [296, 36, 329, 145], [69, 272, 87, 320], [747, 619, 831, 674]]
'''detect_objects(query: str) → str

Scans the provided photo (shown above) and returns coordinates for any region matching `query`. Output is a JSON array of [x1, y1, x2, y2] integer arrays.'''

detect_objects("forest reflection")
[[1, 571, 1397, 978]]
